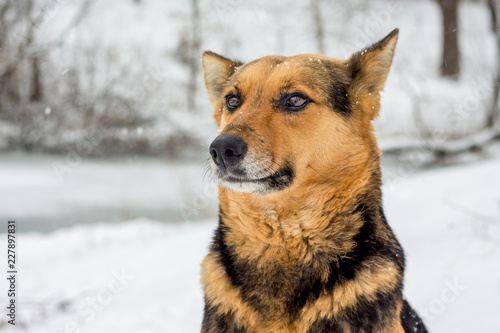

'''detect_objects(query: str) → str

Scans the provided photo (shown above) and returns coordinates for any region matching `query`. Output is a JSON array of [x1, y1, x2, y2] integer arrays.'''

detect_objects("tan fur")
[[202, 254, 260, 330], [203, 253, 401, 332], [298, 260, 401, 328]]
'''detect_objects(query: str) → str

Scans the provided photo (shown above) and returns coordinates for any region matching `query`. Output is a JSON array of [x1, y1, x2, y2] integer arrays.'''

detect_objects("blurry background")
[[0, 0, 499, 332]]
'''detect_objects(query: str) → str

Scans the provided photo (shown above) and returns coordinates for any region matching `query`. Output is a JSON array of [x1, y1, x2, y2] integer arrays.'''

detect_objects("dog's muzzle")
[[209, 134, 294, 194]]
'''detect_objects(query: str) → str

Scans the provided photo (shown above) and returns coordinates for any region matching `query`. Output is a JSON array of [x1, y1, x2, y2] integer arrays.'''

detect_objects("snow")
[[1, 156, 499, 332], [0, 220, 212, 332], [384, 158, 500, 332]]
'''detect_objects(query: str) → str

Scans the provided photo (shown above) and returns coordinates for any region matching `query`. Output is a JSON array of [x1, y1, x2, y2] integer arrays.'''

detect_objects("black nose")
[[209, 135, 247, 168]]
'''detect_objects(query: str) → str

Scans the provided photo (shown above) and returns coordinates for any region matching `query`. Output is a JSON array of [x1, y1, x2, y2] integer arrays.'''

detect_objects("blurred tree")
[[486, 0, 500, 127], [175, 0, 201, 112], [311, 0, 325, 54], [188, 0, 201, 112], [437, 0, 460, 78], [30, 56, 43, 102]]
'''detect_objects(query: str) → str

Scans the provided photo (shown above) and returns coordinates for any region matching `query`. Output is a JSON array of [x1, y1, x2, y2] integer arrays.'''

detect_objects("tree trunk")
[[30, 56, 43, 102], [311, 0, 325, 54], [187, 0, 201, 112], [486, 0, 500, 127], [438, 0, 460, 78]]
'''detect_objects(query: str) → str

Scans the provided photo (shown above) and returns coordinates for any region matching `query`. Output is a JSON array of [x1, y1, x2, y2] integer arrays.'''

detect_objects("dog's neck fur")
[[218, 147, 385, 266], [211, 149, 404, 326]]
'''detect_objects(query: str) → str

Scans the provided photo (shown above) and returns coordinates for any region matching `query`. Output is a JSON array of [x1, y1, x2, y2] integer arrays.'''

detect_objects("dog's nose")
[[210, 135, 247, 168]]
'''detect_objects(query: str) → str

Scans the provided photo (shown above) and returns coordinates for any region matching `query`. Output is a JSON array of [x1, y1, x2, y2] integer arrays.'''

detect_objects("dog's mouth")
[[214, 163, 294, 193]]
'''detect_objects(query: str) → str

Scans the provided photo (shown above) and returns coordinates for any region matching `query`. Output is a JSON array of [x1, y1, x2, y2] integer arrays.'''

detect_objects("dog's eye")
[[226, 94, 241, 111], [283, 93, 310, 112], [287, 95, 307, 107]]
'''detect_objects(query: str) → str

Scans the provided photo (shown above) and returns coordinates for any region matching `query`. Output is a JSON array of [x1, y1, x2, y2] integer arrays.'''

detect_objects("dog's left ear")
[[202, 51, 243, 105], [347, 29, 398, 96]]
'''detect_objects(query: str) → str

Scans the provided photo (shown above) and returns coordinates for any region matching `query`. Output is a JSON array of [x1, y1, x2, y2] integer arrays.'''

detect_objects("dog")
[[200, 29, 427, 333]]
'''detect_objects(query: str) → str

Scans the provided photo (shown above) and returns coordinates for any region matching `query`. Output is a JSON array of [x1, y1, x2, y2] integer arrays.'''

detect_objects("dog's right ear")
[[347, 29, 398, 97], [202, 51, 242, 104]]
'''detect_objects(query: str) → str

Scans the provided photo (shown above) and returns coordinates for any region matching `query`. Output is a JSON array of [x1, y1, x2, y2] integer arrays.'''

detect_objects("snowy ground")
[[0, 155, 499, 332]]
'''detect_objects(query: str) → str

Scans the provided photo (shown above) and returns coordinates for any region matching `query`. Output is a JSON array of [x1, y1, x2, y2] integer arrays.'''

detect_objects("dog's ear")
[[202, 51, 242, 104], [347, 29, 398, 97]]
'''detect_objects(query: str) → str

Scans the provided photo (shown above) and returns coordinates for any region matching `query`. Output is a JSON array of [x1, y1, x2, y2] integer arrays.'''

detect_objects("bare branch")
[[57, 0, 93, 43]]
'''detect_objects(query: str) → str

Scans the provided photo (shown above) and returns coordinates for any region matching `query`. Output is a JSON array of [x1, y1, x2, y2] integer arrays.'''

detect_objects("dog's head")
[[203, 30, 398, 195]]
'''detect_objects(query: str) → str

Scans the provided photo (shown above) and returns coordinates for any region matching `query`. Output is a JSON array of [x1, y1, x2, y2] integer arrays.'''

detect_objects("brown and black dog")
[[200, 29, 427, 333]]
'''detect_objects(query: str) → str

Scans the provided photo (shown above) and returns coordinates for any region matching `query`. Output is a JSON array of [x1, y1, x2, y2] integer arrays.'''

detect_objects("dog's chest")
[[224, 243, 331, 320]]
